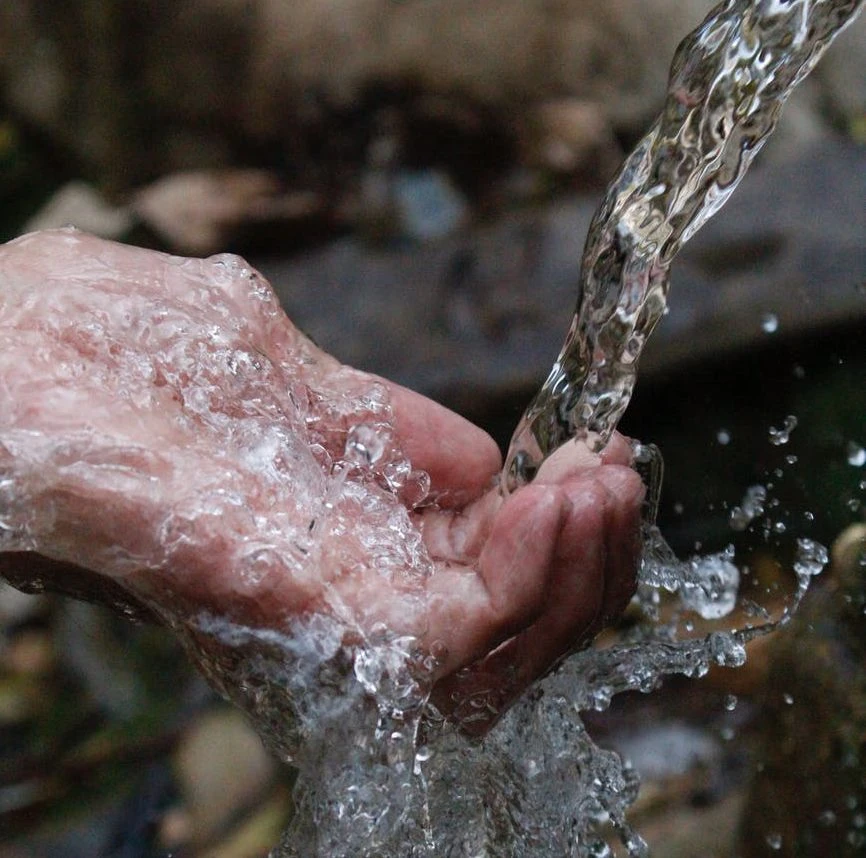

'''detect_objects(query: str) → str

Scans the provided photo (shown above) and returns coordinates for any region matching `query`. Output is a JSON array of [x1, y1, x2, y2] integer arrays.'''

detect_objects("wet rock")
[[521, 99, 623, 181], [2, 628, 54, 676], [392, 169, 469, 242], [252, 137, 866, 426], [23, 181, 133, 239], [132, 169, 322, 256], [0, 0, 717, 190]]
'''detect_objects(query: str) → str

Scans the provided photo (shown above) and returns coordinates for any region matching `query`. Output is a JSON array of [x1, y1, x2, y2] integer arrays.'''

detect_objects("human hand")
[[0, 229, 644, 733]]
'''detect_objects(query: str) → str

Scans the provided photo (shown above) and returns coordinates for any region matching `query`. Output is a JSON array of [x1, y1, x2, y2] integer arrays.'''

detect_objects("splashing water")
[[124, 2, 861, 856], [218, 2, 861, 856]]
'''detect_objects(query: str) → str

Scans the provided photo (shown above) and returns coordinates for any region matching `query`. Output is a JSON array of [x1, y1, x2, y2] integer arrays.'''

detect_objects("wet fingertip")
[[533, 442, 602, 485], [480, 484, 566, 627], [598, 432, 636, 467], [594, 464, 646, 506]]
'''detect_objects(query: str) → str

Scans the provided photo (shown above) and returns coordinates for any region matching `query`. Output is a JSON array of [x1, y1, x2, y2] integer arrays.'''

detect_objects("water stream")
[[183, 2, 861, 855], [503, 0, 863, 489]]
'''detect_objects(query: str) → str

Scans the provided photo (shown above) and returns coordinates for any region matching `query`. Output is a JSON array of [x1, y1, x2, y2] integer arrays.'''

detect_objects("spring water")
[[177, 1, 863, 856]]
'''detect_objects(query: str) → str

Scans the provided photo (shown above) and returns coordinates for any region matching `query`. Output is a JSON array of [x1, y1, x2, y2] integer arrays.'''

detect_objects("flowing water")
[[502, 0, 863, 490], [186, 1, 861, 856]]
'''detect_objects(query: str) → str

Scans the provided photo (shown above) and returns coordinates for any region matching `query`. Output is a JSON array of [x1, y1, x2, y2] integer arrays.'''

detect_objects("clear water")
[[502, 0, 863, 490], [175, 1, 863, 855]]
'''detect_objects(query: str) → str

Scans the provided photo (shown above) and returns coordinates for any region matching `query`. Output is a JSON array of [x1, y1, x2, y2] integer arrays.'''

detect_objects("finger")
[[533, 431, 635, 485], [432, 465, 644, 734], [431, 477, 608, 731], [416, 489, 503, 565], [599, 432, 635, 467], [420, 483, 567, 677], [592, 465, 645, 625], [385, 381, 502, 507]]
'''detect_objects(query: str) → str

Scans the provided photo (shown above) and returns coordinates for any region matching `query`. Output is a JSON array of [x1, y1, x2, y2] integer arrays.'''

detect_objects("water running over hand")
[[5, 2, 857, 856], [258, 2, 863, 855]]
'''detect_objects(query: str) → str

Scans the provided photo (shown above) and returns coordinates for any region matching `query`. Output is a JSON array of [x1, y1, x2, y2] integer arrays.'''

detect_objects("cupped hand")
[[0, 229, 644, 733]]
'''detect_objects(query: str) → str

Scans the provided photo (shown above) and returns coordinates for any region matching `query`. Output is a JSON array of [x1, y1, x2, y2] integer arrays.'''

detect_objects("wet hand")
[[0, 229, 644, 733]]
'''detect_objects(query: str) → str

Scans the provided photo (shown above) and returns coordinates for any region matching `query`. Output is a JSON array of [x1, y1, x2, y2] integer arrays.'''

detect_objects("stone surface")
[[22, 181, 133, 239], [252, 136, 866, 423], [7, 0, 862, 196], [132, 169, 321, 255], [738, 526, 866, 857], [174, 707, 279, 845]]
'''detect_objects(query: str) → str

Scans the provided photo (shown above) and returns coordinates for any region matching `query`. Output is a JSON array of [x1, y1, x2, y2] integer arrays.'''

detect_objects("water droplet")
[[785, 454, 798, 465], [624, 831, 649, 858], [847, 442, 866, 467], [818, 809, 837, 827], [708, 631, 747, 667], [783, 692, 794, 705], [761, 313, 779, 333], [794, 538, 828, 581], [724, 694, 738, 711], [716, 428, 731, 445], [766, 832, 783, 850], [730, 485, 767, 531], [768, 415, 798, 446], [681, 553, 740, 619]]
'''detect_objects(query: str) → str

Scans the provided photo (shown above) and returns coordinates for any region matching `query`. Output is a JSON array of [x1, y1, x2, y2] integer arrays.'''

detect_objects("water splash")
[[729, 484, 768, 531], [136, 1, 864, 855], [768, 414, 798, 446]]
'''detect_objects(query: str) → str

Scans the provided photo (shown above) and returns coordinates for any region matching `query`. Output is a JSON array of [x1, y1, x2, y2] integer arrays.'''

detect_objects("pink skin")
[[0, 229, 644, 733]]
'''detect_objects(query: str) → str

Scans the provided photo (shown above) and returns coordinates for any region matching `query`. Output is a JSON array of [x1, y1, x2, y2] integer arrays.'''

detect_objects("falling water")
[[145, 1, 866, 856], [503, 0, 863, 490]]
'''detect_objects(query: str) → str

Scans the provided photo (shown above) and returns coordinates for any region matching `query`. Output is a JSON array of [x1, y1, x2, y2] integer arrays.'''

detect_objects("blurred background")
[[0, 1, 864, 856]]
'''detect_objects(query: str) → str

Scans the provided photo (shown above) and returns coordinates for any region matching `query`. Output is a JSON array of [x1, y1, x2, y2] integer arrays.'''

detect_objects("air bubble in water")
[[344, 423, 386, 466], [717, 428, 731, 445]]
